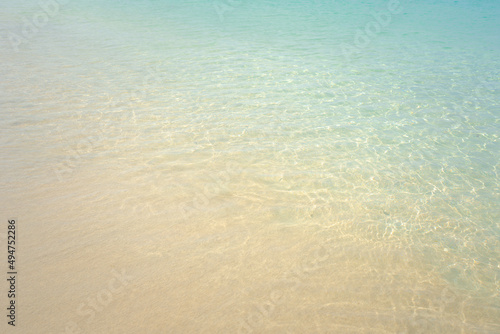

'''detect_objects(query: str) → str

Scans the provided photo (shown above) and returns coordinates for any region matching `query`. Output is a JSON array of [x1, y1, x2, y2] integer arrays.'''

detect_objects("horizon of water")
[[1, 0, 499, 333]]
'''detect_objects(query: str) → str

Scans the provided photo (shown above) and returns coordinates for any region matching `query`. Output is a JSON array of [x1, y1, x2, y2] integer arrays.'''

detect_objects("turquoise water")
[[1, 0, 499, 333]]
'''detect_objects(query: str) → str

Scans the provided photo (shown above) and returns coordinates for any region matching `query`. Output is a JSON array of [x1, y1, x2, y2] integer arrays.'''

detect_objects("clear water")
[[1, 0, 499, 333]]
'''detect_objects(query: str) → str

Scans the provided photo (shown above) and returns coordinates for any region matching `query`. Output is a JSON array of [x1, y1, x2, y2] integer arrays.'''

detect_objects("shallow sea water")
[[1, 0, 499, 333]]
